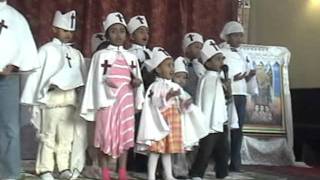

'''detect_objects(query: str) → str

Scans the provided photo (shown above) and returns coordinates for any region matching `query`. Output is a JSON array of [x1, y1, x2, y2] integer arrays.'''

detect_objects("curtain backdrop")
[[9, 0, 237, 57]]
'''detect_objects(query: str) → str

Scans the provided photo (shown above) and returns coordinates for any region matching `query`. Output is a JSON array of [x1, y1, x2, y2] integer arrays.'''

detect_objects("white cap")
[[128, 15, 148, 34], [52, 10, 76, 31], [182, 32, 204, 52], [144, 47, 172, 71], [91, 32, 106, 53], [200, 39, 223, 64], [174, 57, 188, 74], [103, 12, 127, 31], [220, 21, 244, 40]]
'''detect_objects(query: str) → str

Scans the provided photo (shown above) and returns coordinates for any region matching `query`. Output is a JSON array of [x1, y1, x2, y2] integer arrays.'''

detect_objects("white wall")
[[248, 0, 320, 88]]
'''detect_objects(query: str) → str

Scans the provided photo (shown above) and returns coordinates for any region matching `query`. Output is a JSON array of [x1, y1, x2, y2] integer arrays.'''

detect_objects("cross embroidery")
[[148, 90, 154, 98], [116, 14, 124, 23], [130, 61, 136, 69], [66, 54, 72, 68], [158, 48, 169, 56], [101, 60, 112, 75], [187, 34, 194, 41], [96, 34, 104, 41], [209, 41, 219, 51], [0, 19, 8, 35], [70, 13, 76, 29], [136, 16, 144, 24]]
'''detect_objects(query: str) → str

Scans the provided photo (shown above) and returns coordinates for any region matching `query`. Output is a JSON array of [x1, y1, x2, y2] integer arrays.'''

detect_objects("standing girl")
[[81, 12, 144, 180]]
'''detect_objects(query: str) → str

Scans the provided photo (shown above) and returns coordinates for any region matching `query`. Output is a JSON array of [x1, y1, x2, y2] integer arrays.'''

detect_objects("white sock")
[[148, 153, 160, 180], [161, 154, 177, 180]]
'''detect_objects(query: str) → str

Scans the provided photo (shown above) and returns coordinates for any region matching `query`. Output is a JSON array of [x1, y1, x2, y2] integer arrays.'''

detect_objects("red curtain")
[[9, 0, 237, 57]]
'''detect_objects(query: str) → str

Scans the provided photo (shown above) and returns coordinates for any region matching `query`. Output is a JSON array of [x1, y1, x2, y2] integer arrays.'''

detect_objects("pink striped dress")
[[94, 56, 135, 158]]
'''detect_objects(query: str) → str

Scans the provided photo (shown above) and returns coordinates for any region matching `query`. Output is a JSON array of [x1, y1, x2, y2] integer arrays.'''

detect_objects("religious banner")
[[240, 44, 292, 135]]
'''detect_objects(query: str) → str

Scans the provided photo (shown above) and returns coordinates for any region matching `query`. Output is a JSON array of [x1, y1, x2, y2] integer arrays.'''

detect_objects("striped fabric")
[[149, 105, 184, 154], [94, 57, 135, 158]]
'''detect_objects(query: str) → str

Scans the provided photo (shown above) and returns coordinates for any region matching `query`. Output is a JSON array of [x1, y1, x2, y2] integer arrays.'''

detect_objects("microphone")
[[221, 64, 229, 80]]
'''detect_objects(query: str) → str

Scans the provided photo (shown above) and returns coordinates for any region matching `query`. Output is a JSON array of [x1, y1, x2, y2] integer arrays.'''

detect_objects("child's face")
[[156, 58, 174, 80], [173, 72, 188, 87], [131, 26, 149, 46], [185, 42, 203, 59], [204, 53, 225, 72], [227, 32, 244, 48], [53, 27, 74, 43], [107, 23, 127, 46]]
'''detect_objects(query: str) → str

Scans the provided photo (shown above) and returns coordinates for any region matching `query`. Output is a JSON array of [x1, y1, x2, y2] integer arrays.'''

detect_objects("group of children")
[[19, 9, 257, 180]]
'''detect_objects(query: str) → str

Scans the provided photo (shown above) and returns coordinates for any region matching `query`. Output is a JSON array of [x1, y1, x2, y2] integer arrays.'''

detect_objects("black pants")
[[230, 95, 247, 171], [190, 126, 229, 179]]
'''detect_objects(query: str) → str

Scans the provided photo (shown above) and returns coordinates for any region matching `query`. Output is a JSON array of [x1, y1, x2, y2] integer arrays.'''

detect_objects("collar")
[[131, 43, 146, 50], [205, 70, 221, 77], [52, 38, 73, 46], [106, 44, 125, 51], [0, 1, 7, 10], [155, 77, 172, 83]]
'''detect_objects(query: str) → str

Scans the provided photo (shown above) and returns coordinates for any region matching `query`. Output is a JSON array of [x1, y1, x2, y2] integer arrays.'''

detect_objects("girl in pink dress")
[[81, 12, 144, 180]]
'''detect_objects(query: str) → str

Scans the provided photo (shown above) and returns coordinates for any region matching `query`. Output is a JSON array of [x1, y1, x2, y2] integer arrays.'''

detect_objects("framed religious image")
[[240, 45, 292, 135]]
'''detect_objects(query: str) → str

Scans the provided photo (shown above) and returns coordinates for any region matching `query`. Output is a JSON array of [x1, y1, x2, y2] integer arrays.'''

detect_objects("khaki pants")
[[36, 106, 75, 173]]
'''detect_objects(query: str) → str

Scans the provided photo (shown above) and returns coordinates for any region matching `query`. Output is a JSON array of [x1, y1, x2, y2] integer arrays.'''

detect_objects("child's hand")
[[131, 78, 142, 88], [0, 65, 18, 76], [222, 78, 232, 100], [105, 79, 118, 88], [181, 98, 193, 110], [245, 69, 256, 81], [233, 72, 246, 81], [166, 88, 181, 101]]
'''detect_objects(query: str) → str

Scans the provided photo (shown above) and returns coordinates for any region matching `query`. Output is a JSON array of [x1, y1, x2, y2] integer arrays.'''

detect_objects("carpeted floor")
[[20, 160, 318, 180]]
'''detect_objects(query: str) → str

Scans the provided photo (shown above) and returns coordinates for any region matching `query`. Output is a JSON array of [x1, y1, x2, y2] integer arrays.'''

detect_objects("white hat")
[[182, 32, 204, 52], [200, 39, 223, 64], [220, 21, 244, 40], [103, 12, 127, 31], [52, 10, 76, 31], [91, 32, 106, 53], [127, 15, 148, 34], [144, 47, 172, 71], [174, 57, 188, 74]]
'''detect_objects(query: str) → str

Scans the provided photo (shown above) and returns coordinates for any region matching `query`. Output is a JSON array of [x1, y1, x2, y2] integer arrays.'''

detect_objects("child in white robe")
[[190, 39, 231, 179], [172, 57, 208, 178], [137, 47, 194, 180], [182, 32, 206, 97], [80, 12, 144, 180], [21, 10, 87, 180]]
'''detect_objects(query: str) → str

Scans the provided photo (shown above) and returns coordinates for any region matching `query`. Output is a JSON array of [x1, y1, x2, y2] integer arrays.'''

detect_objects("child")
[[172, 57, 208, 178], [190, 39, 230, 179], [21, 10, 87, 180], [80, 12, 144, 180], [182, 32, 206, 97], [127, 15, 153, 172], [137, 47, 194, 180], [0, 0, 38, 179], [128, 15, 153, 88], [219, 21, 257, 172]]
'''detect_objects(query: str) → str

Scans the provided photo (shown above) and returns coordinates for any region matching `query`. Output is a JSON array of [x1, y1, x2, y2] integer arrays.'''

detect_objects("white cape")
[[0, 2, 39, 71], [196, 71, 228, 133], [80, 45, 145, 121], [137, 78, 208, 150]]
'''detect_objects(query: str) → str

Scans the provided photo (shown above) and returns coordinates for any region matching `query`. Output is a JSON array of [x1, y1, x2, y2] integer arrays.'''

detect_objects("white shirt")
[[128, 43, 152, 70], [220, 43, 248, 96]]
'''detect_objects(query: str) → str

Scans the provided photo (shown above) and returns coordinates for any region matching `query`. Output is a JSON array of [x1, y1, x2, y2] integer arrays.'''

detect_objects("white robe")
[[196, 71, 228, 133], [137, 77, 207, 150], [128, 43, 152, 70], [21, 38, 87, 107], [80, 45, 145, 121], [20, 38, 87, 174], [0, 1, 39, 72]]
